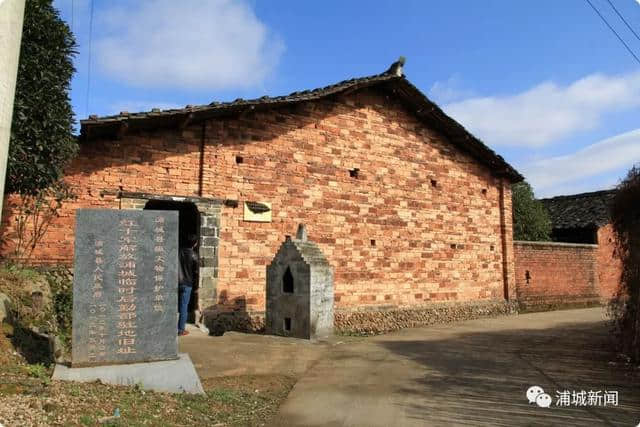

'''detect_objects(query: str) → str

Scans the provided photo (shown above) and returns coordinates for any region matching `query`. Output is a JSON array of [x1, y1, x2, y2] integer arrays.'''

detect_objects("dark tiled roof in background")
[[541, 189, 616, 230], [80, 64, 523, 181]]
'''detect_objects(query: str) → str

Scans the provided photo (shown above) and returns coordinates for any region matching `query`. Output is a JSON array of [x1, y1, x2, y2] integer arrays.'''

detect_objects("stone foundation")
[[203, 310, 265, 336], [203, 301, 519, 337], [517, 299, 603, 314], [334, 300, 519, 336]]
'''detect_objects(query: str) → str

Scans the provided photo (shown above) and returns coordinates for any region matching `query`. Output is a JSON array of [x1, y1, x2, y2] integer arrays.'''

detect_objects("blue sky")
[[52, 0, 640, 197]]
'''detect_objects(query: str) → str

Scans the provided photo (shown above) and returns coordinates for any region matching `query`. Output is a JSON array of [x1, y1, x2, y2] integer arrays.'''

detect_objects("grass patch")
[[0, 264, 297, 425], [23, 363, 49, 379], [0, 325, 296, 426]]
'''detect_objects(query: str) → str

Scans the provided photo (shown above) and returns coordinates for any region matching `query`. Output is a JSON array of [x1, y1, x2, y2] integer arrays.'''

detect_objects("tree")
[[608, 165, 640, 361], [511, 181, 552, 241], [7, 0, 77, 195], [4, 0, 77, 263]]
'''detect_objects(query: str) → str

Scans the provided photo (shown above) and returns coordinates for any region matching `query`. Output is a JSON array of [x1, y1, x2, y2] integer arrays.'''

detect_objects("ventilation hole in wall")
[[235, 155, 244, 164], [370, 239, 376, 247], [282, 266, 294, 293], [349, 168, 359, 178], [431, 179, 438, 188], [525, 270, 531, 284], [284, 317, 292, 332], [490, 245, 495, 251], [482, 188, 487, 195], [450, 243, 457, 249]]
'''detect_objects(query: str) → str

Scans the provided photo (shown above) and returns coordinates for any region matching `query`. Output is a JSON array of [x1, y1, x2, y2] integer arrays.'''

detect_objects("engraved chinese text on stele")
[[72, 209, 179, 367]]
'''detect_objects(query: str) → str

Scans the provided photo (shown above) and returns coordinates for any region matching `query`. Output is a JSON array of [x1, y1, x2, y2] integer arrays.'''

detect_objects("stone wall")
[[335, 300, 518, 335], [0, 88, 517, 319], [514, 241, 600, 310]]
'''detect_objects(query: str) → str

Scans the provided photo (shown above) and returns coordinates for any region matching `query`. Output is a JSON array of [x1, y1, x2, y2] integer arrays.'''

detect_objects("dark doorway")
[[144, 200, 200, 323]]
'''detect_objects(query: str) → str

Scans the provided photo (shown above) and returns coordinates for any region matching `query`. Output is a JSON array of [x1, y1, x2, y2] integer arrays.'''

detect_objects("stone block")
[[71, 209, 179, 367], [53, 353, 204, 394]]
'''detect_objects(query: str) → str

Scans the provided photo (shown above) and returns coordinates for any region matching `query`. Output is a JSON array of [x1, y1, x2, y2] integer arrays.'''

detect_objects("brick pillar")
[[499, 179, 516, 301], [195, 202, 221, 310]]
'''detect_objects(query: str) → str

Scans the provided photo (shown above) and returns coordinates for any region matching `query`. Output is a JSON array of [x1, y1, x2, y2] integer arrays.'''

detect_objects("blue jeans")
[[178, 284, 192, 333]]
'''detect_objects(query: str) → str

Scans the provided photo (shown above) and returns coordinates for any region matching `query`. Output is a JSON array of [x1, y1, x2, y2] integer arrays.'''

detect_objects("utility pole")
[[0, 0, 26, 220]]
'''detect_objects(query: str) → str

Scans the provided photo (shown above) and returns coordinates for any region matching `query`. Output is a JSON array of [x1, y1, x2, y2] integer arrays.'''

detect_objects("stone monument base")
[[53, 353, 204, 394]]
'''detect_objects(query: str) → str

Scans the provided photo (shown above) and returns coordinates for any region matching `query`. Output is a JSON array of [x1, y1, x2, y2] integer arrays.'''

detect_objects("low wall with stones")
[[514, 241, 601, 311], [334, 300, 518, 336], [203, 309, 265, 336], [203, 300, 518, 337]]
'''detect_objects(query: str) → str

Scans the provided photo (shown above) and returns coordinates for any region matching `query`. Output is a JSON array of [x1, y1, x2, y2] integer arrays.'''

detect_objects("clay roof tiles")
[[80, 65, 523, 181], [541, 189, 616, 230]]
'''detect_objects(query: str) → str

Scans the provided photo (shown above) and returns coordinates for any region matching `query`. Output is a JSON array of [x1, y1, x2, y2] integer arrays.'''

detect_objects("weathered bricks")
[[0, 88, 517, 316], [596, 224, 622, 299], [514, 241, 600, 309]]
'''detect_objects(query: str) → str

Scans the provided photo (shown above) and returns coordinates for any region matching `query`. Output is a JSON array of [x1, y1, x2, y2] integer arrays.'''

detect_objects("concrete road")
[[275, 308, 640, 426], [180, 328, 330, 380]]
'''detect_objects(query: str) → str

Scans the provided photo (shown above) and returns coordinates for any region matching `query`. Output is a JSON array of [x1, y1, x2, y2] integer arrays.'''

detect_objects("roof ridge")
[[83, 71, 399, 123], [79, 60, 523, 182], [541, 188, 617, 201]]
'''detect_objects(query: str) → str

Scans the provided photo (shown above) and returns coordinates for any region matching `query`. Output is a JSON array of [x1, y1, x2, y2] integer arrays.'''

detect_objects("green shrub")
[[23, 362, 49, 379], [608, 165, 640, 361]]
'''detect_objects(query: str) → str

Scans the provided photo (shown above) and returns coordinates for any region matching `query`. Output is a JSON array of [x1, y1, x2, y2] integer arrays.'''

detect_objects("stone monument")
[[266, 224, 334, 339], [54, 209, 203, 393]]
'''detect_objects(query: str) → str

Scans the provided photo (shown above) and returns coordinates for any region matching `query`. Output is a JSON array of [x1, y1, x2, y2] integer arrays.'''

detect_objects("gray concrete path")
[[275, 308, 640, 426], [180, 327, 330, 380]]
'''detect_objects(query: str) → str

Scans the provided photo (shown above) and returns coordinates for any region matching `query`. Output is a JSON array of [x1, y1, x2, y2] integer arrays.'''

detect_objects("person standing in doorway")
[[178, 233, 199, 336]]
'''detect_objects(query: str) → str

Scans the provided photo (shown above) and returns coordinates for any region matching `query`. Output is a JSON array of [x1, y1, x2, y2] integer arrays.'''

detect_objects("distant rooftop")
[[541, 189, 616, 230]]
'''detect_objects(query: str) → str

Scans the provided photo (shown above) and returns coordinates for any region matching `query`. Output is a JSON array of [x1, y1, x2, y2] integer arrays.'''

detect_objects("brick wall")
[[514, 241, 600, 309], [597, 224, 622, 299], [0, 88, 516, 317]]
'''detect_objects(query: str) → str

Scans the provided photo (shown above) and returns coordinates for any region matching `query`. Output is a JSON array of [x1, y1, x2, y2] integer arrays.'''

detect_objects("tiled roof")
[[541, 189, 616, 230], [80, 61, 523, 181]]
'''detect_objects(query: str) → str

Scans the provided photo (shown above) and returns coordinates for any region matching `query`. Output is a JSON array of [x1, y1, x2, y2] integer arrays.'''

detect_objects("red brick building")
[[1, 63, 524, 333], [541, 190, 621, 299]]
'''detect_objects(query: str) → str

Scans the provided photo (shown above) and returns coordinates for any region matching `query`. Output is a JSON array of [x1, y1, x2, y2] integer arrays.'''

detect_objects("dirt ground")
[[0, 322, 302, 426]]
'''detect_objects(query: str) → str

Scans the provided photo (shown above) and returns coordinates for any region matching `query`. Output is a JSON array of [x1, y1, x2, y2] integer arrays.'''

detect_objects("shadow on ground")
[[375, 318, 640, 426], [275, 309, 640, 427]]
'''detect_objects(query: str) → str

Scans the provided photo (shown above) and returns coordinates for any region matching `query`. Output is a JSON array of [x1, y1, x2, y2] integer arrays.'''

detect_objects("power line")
[[606, 0, 640, 43], [85, 0, 94, 117], [585, 0, 640, 65]]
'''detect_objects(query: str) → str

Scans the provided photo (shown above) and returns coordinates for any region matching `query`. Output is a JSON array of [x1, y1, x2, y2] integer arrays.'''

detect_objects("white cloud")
[[428, 74, 475, 103], [439, 71, 640, 147], [522, 128, 640, 196], [94, 0, 285, 90]]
